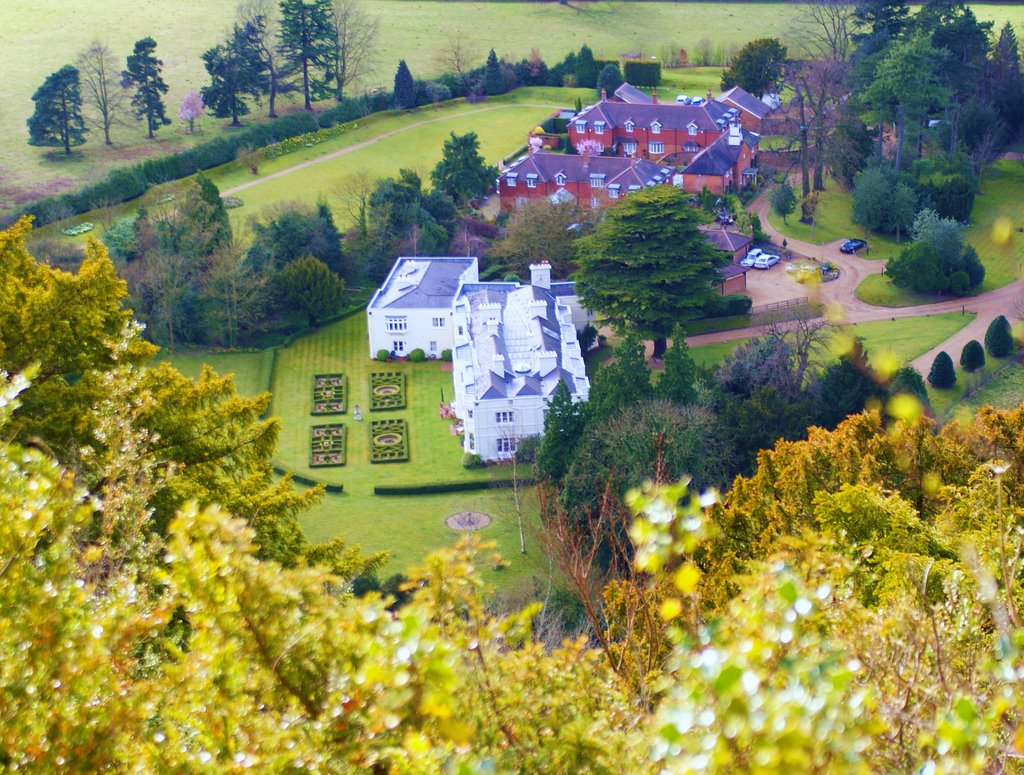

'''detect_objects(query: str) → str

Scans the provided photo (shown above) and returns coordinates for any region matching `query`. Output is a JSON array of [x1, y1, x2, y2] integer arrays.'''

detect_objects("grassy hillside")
[[6, 1, 1024, 212]]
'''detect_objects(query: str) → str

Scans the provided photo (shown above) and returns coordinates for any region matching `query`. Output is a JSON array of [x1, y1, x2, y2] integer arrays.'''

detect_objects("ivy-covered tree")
[[393, 59, 416, 109], [984, 315, 1014, 358], [27, 65, 87, 155], [575, 185, 727, 359], [484, 49, 505, 95], [928, 350, 956, 388], [201, 23, 269, 126], [278, 0, 333, 110], [430, 131, 495, 208], [122, 37, 171, 138]]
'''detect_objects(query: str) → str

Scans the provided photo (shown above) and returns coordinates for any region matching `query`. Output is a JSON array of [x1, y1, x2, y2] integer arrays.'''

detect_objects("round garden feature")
[[445, 511, 493, 531]]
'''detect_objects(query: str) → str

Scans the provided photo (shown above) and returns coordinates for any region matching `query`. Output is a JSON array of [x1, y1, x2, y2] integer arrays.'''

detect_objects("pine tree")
[[27, 65, 87, 155], [537, 379, 586, 483], [575, 44, 598, 89], [278, 0, 333, 111], [959, 340, 985, 373], [928, 350, 956, 388], [586, 331, 653, 422], [984, 315, 1014, 358], [656, 325, 697, 404], [393, 59, 416, 109], [484, 49, 505, 96], [201, 24, 269, 126], [430, 131, 494, 208], [122, 38, 171, 138]]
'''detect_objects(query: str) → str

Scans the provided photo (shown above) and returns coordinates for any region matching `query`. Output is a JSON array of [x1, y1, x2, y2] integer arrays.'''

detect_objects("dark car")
[[840, 239, 867, 254]]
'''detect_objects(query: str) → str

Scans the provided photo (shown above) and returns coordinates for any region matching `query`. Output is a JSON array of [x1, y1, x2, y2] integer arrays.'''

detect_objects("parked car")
[[691, 97, 706, 106], [840, 238, 867, 253], [675, 95, 692, 104], [740, 248, 764, 267], [753, 254, 780, 269]]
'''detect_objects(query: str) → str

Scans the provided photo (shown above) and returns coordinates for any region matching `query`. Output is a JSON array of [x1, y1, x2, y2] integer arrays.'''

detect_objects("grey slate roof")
[[682, 130, 758, 176], [613, 82, 653, 104], [573, 99, 732, 133], [720, 86, 771, 119], [369, 257, 475, 310], [502, 151, 671, 188], [702, 227, 753, 254]]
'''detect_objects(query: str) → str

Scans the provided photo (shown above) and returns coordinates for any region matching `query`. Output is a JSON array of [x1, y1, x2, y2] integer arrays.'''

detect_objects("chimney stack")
[[600, 88, 607, 101], [652, 87, 658, 104], [706, 90, 713, 104], [530, 261, 551, 290], [582, 146, 590, 168], [536, 350, 557, 376]]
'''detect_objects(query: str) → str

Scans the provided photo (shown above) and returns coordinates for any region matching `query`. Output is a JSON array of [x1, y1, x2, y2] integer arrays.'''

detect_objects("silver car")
[[753, 254, 780, 269]]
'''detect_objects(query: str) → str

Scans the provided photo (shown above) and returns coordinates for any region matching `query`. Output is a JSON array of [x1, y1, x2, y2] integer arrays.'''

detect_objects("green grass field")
[[927, 353, 1017, 421], [956, 359, 1024, 416], [6, 1, 1024, 212], [854, 273, 942, 307]]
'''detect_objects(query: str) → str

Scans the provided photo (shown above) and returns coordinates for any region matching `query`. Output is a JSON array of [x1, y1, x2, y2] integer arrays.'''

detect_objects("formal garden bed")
[[370, 419, 409, 463], [310, 424, 346, 467], [312, 373, 347, 415], [369, 372, 406, 411]]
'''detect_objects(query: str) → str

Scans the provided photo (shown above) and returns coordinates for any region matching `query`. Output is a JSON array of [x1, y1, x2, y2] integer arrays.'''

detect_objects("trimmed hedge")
[[374, 478, 536, 496], [310, 424, 347, 467], [370, 418, 409, 463], [312, 373, 347, 415], [272, 465, 344, 493], [369, 372, 406, 410], [702, 294, 753, 318], [623, 60, 661, 87]]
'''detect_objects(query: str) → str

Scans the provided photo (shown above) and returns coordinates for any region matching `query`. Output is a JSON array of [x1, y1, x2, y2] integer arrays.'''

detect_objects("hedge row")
[[272, 465, 344, 493], [623, 60, 661, 88], [374, 478, 535, 496]]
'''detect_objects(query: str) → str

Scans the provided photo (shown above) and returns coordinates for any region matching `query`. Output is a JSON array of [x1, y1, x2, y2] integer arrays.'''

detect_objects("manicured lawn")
[[690, 339, 748, 369], [854, 273, 944, 308], [964, 159, 1024, 292], [8, 2, 1023, 214], [957, 359, 1024, 416], [156, 348, 274, 398], [927, 354, 1016, 421]]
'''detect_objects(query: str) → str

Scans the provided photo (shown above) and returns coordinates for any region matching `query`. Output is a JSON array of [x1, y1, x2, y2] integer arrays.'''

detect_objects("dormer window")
[[688, 123, 698, 137], [594, 120, 605, 135], [506, 173, 518, 187], [555, 173, 566, 186], [575, 120, 586, 132], [624, 120, 635, 132], [608, 183, 620, 199], [651, 121, 661, 135], [526, 173, 538, 189], [590, 174, 605, 189]]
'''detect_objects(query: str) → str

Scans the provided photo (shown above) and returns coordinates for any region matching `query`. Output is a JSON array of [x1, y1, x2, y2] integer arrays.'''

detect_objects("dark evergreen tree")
[[201, 24, 269, 126], [196, 174, 232, 251], [575, 44, 598, 89], [586, 332, 652, 423], [814, 339, 884, 429], [984, 315, 1014, 358], [27, 65, 87, 155], [484, 49, 505, 96], [122, 38, 170, 138], [959, 339, 985, 373], [430, 131, 495, 208], [888, 366, 931, 409], [536, 379, 586, 484], [596, 64, 624, 99], [656, 325, 697, 405], [273, 255, 344, 327], [928, 350, 956, 388], [720, 38, 788, 97], [278, 0, 333, 111], [852, 0, 910, 43], [984, 23, 1024, 134], [393, 59, 416, 109]]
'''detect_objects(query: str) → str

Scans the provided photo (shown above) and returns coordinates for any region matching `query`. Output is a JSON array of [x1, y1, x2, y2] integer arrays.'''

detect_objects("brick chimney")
[[582, 146, 590, 169], [652, 88, 658, 104], [706, 90, 713, 104], [600, 88, 607, 101]]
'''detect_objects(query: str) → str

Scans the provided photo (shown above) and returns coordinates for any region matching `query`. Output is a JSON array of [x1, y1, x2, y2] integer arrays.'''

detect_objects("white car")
[[753, 254, 780, 270], [675, 95, 692, 104], [739, 249, 763, 268], [690, 97, 706, 106]]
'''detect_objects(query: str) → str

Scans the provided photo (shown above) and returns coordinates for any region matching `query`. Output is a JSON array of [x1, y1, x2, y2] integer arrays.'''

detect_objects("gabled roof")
[[702, 227, 753, 253], [682, 130, 759, 177], [718, 263, 751, 280], [720, 86, 772, 119], [502, 151, 671, 188], [613, 82, 653, 104], [572, 99, 732, 133]]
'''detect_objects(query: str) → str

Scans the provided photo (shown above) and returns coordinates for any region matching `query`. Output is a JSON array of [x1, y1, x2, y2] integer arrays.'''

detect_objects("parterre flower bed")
[[312, 373, 346, 415], [310, 424, 346, 467], [369, 372, 406, 411], [369, 419, 408, 463]]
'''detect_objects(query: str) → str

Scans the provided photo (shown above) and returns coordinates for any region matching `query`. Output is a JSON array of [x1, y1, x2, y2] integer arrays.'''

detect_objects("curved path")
[[687, 191, 1022, 376], [221, 103, 561, 198]]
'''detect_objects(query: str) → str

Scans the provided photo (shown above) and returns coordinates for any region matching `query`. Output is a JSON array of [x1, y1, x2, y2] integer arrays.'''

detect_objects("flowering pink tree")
[[178, 91, 204, 134], [528, 135, 543, 154], [576, 138, 603, 158]]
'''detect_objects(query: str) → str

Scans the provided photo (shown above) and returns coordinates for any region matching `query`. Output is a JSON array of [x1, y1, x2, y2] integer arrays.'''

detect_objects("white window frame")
[[429, 340, 438, 354], [431, 317, 446, 328], [651, 121, 661, 135], [589, 175, 605, 189], [624, 120, 635, 132], [385, 317, 408, 333], [590, 197, 600, 208], [497, 437, 517, 455], [688, 124, 698, 136], [505, 174, 517, 187], [526, 177, 537, 189], [392, 340, 405, 353], [555, 173, 566, 186], [495, 410, 515, 425], [623, 141, 637, 155], [468, 432, 475, 451], [594, 121, 605, 135], [575, 120, 586, 132], [608, 186, 620, 199], [514, 196, 527, 208], [649, 142, 665, 155]]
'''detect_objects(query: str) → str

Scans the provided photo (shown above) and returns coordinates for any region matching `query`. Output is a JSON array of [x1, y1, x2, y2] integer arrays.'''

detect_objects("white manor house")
[[367, 257, 591, 461]]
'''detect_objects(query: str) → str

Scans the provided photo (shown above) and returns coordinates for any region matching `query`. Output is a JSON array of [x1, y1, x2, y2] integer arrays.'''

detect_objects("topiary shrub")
[[948, 270, 970, 296], [462, 453, 485, 469], [376, 349, 391, 362], [440, 348, 452, 362], [928, 351, 956, 388], [959, 339, 985, 373], [984, 315, 1014, 358], [408, 348, 426, 362]]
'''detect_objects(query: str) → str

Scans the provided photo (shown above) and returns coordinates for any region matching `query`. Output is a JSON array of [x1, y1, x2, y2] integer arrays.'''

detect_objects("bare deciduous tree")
[[786, 57, 849, 194], [758, 307, 833, 387], [327, 0, 378, 101], [76, 41, 129, 145], [435, 31, 477, 91], [797, 0, 854, 61]]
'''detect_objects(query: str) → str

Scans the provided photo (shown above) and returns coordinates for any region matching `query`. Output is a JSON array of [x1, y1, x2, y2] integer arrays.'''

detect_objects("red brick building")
[[497, 150, 672, 211], [679, 124, 759, 195], [718, 86, 772, 132]]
